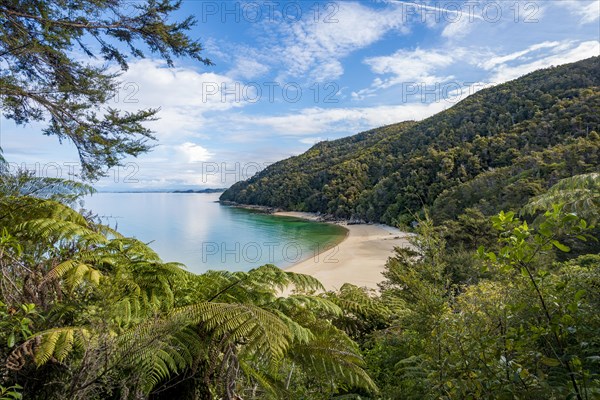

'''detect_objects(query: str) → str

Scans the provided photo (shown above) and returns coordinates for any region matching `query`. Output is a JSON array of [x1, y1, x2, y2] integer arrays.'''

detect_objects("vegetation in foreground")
[[1, 168, 598, 399], [0, 167, 377, 399], [360, 174, 600, 400], [1, 1, 598, 398]]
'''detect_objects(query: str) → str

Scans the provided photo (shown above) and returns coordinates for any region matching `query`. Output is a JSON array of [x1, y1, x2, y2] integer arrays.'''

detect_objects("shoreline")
[[273, 211, 414, 291], [219, 201, 366, 224]]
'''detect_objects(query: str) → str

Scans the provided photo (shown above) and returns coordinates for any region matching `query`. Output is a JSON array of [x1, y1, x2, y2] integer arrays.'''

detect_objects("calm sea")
[[83, 192, 346, 274]]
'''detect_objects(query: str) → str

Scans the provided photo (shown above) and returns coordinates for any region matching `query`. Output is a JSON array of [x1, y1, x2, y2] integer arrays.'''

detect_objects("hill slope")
[[220, 57, 600, 225]]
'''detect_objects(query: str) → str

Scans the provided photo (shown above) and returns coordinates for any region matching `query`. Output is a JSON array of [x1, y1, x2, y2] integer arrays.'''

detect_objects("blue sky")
[[1, 0, 599, 190]]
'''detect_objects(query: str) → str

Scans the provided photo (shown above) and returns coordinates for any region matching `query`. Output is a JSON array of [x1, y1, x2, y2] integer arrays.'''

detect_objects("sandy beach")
[[275, 211, 414, 291]]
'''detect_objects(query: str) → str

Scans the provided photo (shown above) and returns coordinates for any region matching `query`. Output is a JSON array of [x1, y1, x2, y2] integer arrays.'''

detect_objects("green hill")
[[220, 57, 600, 225]]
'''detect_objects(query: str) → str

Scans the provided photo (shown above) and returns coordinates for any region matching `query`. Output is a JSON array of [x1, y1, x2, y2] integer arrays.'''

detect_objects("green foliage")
[[0, 170, 376, 399], [523, 172, 600, 224], [0, 0, 211, 179], [479, 207, 595, 399], [364, 219, 453, 399], [433, 136, 600, 225], [221, 57, 600, 225], [0, 384, 22, 400], [325, 284, 390, 341], [363, 206, 600, 400], [3, 21, 600, 396], [0, 302, 37, 351]]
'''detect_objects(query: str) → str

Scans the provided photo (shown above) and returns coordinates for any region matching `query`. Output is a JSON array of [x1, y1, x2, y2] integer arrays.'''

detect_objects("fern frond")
[[44, 260, 103, 287], [193, 266, 326, 304], [53, 329, 75, 362], [33, 327, 88, 366], [327, 283, 390, 319], [238, 358, 284, 398], [246, 265, 325, 293], [173, 302, 292, 361], [282, 270, 325, 294], [269, 309, 316, 344], [290, 326, 378, 393], [95, 223, 124, 239], [116, 319, 204, 392], [272, 294, 343, 317], [108, 238, 162, 262], [17, 218, 107, 245], [0, 169, 94, 203], [522, 173, 600, 222]]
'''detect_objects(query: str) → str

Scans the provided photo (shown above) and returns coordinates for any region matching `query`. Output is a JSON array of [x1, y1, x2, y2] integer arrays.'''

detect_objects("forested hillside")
[[1, 1, 379, 397], [220, 57, 600, 225]]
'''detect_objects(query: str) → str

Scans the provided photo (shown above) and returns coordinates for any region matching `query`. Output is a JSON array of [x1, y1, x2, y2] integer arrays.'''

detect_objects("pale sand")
[[275, 212, 414, 291]]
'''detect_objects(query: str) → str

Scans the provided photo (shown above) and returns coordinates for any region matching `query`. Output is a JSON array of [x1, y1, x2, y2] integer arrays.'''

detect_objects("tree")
[[0, 0, 212, 179], [220, 57, 600, 224], [361, 205, 599, 399], [0, 170, 376, 399], [522, 172, 600, 224], [480, 208, 595, 400]]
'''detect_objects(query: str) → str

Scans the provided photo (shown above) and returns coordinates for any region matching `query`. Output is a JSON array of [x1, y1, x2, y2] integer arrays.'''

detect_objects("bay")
[[83, 192, 347, 274]]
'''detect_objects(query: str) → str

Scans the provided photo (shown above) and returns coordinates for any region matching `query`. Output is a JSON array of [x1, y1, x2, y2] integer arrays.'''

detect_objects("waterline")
[[83, 192, 347, 273]]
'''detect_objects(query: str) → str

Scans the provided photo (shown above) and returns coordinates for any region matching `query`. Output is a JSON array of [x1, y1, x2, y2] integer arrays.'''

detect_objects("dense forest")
[[220, 56, 600, 226], [218, 56, 600, 399], [2, 168, 599, 399], [1, 0, 599, 398], [0, 1, 376, 398]]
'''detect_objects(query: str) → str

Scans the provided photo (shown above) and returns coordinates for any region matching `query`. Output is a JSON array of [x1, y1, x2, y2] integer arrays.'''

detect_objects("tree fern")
[[44, 260, 103, 287], [1, 190, 377, 399], [28, 327, 88, 366], [271, 294, 343, 318], [523, 173, 600, 223], [15, 218, 106, 245], [289, 322, 378, 393], [0, 169, 94, 206], [237, 358, 284, 399], [193, 265, 324, 304], [327, 283, 388, 318], [175, 302, 292, 361]]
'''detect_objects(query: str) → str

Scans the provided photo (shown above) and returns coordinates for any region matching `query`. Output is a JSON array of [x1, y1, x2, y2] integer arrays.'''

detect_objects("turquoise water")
[[83, 192, 347, 273]]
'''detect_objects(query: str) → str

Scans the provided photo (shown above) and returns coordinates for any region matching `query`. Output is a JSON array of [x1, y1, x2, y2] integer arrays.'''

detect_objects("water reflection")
[[83, 192, 346, 273]]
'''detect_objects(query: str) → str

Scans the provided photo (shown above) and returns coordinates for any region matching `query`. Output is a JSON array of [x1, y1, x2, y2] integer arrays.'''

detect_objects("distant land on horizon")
[[97, 188, 227, 194]]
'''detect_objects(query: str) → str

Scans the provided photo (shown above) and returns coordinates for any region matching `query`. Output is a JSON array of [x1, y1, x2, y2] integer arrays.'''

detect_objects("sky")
[[1, 0, 599, 190]]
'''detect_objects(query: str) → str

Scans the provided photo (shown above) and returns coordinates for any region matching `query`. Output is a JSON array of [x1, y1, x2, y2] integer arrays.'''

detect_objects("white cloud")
[[114, 59, 249, 139], [262, 1, 410, 81], [365, 47, 456, 85], [389, 0, 490, 38], [175, 142, 214, 163], [554, 0, 600, 24], [299, 137, 325, 145], [488, 40, 600, 83], [479, 41, 562, 70], [441, 15, 473, 39], [227, 56, 270, 80], [233, 102, 449, 136], [355, 37, 598, 103], [354, 47, 460, 99]]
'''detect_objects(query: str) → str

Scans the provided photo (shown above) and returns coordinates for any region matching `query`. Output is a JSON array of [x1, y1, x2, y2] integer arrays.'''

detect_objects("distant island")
[[98, 188, 227, 194], [173, 188, 226, 193]]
